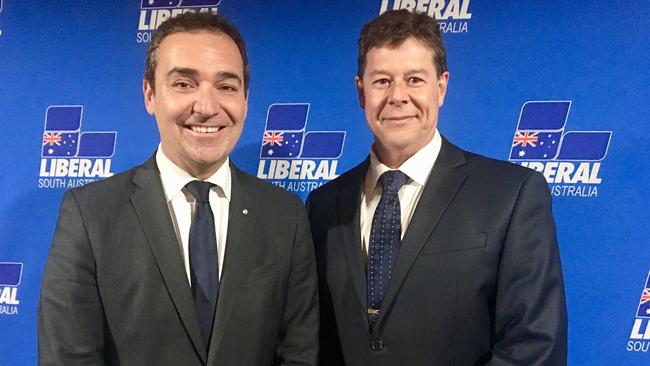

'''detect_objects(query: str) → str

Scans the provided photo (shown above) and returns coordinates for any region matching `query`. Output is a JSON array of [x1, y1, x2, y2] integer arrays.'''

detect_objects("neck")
[[373, 144, 417, 169], [186, 160, 226, 181], [158, 146, 227, 181]]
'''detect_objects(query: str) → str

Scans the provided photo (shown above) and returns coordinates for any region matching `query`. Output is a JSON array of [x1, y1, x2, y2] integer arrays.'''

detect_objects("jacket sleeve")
[[305, 192, 346, 366], [38, 190, 108, 366], [489, 172, 568, 365], [275, 203, 320, 365]]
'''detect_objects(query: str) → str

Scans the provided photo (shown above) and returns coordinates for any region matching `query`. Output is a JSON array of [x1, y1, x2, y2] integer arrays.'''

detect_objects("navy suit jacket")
[[307, 138, 567, 365]]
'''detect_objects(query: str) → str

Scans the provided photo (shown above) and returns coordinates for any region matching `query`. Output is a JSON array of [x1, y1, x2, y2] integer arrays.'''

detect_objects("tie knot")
[[185, 180, 214, 203], [379, 170, 407, 193]]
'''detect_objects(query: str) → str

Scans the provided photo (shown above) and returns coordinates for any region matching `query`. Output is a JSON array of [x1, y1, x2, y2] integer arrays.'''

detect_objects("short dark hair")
[[357, 10, 447, 78], [144, 12, 249, 92]]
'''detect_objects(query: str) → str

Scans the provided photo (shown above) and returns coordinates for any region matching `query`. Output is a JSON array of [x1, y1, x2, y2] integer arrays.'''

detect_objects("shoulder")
[[231, 165, 303, 208], [448, 140, 546, 189], [66, 164, 141, 203], [442, 142, 550, 208], [466, 151, 536, 180], [308, 159, 367, 201]]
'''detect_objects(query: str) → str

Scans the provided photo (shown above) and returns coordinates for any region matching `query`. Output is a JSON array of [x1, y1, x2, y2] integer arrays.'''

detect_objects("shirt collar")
[[365, 130, 442, 195], [156, 145, 232, 202]]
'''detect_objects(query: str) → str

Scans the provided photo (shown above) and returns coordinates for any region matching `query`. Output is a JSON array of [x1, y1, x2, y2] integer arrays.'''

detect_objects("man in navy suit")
[[308, 10, 567, 365]]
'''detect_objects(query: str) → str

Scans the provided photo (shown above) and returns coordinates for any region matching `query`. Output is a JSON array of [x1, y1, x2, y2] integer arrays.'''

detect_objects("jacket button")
[[370, 339, 384, 351]]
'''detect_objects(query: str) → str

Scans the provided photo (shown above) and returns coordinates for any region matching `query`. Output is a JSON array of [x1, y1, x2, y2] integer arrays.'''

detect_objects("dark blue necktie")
[[186, 180, 219, 350], [367, 170, 407, 326]]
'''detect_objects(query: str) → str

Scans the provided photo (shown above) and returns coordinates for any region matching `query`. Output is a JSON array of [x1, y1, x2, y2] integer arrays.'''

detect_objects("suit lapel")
[[374, 139, 469, 330], [337, 160, 369, 312], [130, 157, 207, 363], [208, 164, 256, 361]]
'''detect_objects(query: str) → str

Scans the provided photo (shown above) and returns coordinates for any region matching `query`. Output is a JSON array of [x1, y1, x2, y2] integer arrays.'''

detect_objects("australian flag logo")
[[141, 0, 221, 9], [636, 271, 650, 318], [41, 105, 116, 158], [259, 103, 345, 160], [509, 101, 612, 161], [0, 263, 22, 287]]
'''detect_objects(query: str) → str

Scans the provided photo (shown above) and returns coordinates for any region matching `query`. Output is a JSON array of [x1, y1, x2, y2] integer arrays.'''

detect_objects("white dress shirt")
[[156, 147, 230, 284], [360, 131, 442, 258]]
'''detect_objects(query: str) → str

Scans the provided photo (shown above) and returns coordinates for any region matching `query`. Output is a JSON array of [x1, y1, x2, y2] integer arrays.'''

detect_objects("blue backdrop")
[[1, 1, 649, 364]]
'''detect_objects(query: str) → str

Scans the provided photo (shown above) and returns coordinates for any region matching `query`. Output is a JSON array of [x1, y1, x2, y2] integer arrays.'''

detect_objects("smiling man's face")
[[356, 37, 448, 167], [143, 31, 247, 178]]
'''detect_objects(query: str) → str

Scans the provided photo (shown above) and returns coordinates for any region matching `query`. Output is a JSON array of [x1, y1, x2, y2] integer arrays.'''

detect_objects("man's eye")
[[219, 84, 239, 92], [408, 77, 424, 84], [373, 78, 390, 86], [172, 80, 193, 89]]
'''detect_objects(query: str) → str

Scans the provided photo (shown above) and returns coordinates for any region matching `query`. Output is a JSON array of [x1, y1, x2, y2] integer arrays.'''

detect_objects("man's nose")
[[193, 85, 220, 117], [388, 81, 408, 105]]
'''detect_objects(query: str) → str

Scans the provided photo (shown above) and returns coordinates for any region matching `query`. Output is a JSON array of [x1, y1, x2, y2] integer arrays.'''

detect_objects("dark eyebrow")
[[405, 68, 429, 75], [165, 68, 242, 86], [366, 70, 389, 78], [166, 67, 198, 78], [216, 71, 243, 86], [366, 68, 431, 78]]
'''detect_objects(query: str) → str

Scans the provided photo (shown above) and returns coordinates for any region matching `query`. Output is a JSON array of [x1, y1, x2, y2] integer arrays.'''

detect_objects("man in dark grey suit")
[[307, 10, 567, 365], [39, 13, 318, 365]]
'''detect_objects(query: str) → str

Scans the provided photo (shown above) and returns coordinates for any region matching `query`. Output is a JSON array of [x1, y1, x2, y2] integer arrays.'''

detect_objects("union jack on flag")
[[43, 132, 63, 146], [636, 271, 650, 318], [262, 131, 284, 146], [512, 131, 539, 148]]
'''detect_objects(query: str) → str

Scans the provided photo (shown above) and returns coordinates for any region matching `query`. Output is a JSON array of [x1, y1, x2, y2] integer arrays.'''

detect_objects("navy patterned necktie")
[[367, 170, 407, 326], [185, 180, 219, 350]]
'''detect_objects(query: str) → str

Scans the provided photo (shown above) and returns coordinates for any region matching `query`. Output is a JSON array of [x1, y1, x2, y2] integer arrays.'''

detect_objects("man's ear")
[[355, 76, 365, 109], [437, 71, 449, 107], [143, 79, 155, 116]]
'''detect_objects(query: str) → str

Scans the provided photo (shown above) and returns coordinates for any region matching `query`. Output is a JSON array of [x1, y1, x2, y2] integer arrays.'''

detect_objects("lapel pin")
[[242, 208, 249, 215]]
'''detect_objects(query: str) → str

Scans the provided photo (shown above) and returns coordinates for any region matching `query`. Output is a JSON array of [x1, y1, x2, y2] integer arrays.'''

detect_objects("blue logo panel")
[[517, 101, 570, 131], [0, 263, 23, 286], [556, 132, 612, 161], [265, 104, 309, 131], [300, 132, 346, 159], [78, 132, 117, 158], [44, 105, 82, 131]]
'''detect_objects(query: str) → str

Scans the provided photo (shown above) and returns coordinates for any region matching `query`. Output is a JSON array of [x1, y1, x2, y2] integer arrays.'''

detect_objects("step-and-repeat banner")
[[1, 1, 649, 364]]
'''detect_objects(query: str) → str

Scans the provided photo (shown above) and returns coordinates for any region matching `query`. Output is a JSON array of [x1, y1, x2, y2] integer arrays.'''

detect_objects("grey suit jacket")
[[39, 155, 318, 365], [307, 138, 567, 366]]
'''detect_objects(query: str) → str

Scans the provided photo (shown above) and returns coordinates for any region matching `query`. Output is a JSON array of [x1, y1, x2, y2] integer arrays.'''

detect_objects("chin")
[[382, 138, 413, 150], [197, 155, 227, 167]]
